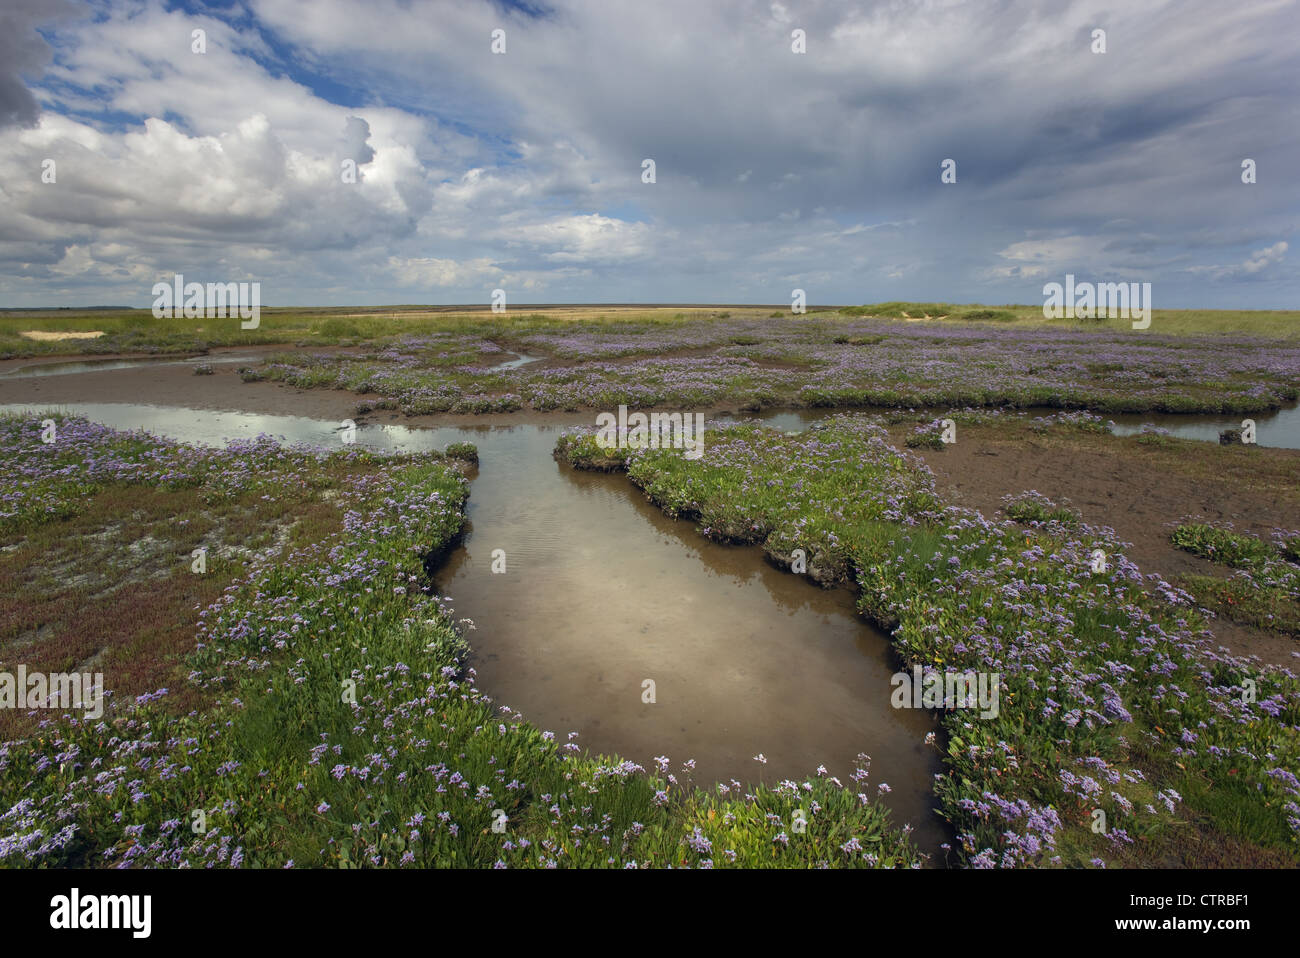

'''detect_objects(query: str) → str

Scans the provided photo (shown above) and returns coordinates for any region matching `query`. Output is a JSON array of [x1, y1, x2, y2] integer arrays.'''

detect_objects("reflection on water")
[[715, 409, 829, 433], [721, 404, 1300, 450], [1110, 405, 1300, 448], [0, 349, 541, 381], [439, 423, 943, 852], [0, 401, 946, 853], [485, 352, 541, 372], [0, 354, 265, 380], [0, 402, 403, 449]]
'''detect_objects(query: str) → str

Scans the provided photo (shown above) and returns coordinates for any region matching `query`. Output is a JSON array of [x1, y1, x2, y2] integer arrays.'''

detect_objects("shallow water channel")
[[724, 405, 1300, 449], [0, 352, 266, 379], [0, 400, 946, 853], [1109, 404, 1300, 448], [0, 348, 540, 379]]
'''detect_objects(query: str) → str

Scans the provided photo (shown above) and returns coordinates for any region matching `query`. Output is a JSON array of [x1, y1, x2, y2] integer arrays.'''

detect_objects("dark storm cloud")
[[342, 115, 375, 165], [0, 0, 80, 128]]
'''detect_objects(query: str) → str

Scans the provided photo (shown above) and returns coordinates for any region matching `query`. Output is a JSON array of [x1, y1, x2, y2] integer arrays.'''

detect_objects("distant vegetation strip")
[[216, 315, 1300, 417], [4, 302, 1300, 362]]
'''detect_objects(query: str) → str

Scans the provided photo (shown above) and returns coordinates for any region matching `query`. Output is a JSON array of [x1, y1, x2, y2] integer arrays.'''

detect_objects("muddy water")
[[435, 423, 942, 849], [0, 353, 266, 379], [0, 402, 438, 450], [485, 352, 540, 371], [0, 400, 945, 852], [721, 404, 1300, 450], [1109, 404, 1300, 448], [0, 349, 540, 380]]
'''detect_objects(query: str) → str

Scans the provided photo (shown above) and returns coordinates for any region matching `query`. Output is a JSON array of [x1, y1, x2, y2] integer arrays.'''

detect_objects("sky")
[[0, 0, 1297, 309]]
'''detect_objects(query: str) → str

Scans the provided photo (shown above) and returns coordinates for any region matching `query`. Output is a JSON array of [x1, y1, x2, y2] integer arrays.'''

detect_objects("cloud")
[[498, 214, 655, 264], [385, 255, 500, 287], [0, 0, 1297, 307], [1184, 241, 1289, 280], [984, 264, 1049, 281], [985, 235, 1146, 282], [342, 116, 376, 167], [0, 0, 80, 129]]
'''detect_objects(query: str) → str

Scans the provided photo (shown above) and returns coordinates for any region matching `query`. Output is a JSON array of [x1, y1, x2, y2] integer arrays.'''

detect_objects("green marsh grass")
[[0, 414, 918, 869], [556, 415, 1300, 867]]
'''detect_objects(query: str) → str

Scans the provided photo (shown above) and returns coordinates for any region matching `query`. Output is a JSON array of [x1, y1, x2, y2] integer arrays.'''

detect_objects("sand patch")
[[20, 330, 106, 341]]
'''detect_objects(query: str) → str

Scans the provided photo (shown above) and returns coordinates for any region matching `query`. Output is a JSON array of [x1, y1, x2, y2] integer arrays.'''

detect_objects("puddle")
[[1109, 404, 1300, 449], [716, 409, 830, 433], [719, 405, 1300, 450], [0, 400, 946, 853], [0, 402, 410, 450], [0, 353, 265, 380], [485, 352, 541, 372], [1, 348, 538, 380]]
